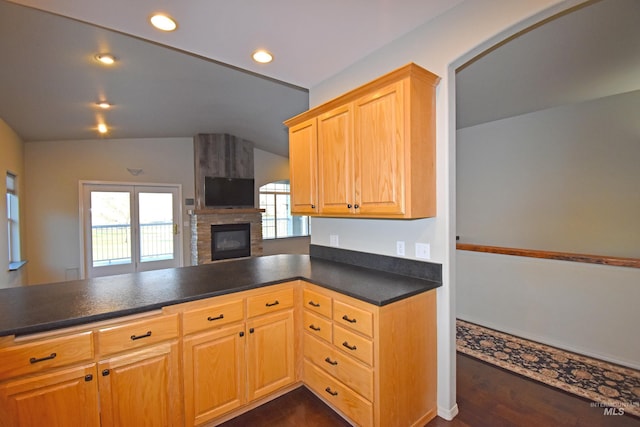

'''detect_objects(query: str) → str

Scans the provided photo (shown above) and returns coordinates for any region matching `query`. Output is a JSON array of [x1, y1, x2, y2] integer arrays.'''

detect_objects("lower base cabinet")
[[183, 324, 246, 425], [246, 310, 296, 401], [179, 284, 297, 426], [98, 341, 182, 427], [0, 280, 436, 427], [0, 364, 100, 427]]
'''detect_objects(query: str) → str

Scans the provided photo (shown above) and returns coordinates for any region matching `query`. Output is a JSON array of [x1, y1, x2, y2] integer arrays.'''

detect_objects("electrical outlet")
[[329, 234, 339, 247], [415, 243, 431, 260], [396, 241, 405, 256]]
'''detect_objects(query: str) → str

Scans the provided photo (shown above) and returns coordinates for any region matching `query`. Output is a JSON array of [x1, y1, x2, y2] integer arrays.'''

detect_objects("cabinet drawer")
[[98, 314, 179, 356], [333, 326, 373, 366], [303, 311, 332, 343], [183, 299, 244, 335], [304, 360, 373, 427], [247, 288, 294, 318], [303, 288, 332, 318], [0, 331, 94, 381], [333, 300, 373, 338], [304, 334, 373, 401]]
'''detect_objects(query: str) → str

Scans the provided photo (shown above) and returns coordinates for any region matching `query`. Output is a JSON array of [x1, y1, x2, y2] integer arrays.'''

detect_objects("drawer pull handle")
[[265, 300, 280, 307], [207, 314, 224, 321], [324, 357, 338, 366], [29, 353, 57, 364], [308, 301, 320, 307], [309, 324, 321, 331], [342, 341, 357, 351], [342, 314, 357, 323], [130, 331, 152, 341], [325, 387, 338, 396]]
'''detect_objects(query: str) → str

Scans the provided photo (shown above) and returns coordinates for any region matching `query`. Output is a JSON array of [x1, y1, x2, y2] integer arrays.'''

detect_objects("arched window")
[[259, 180, 309, 239]]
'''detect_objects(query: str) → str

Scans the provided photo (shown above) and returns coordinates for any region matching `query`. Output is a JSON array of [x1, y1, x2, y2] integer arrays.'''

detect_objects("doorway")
[[81, 183, 182, 278]]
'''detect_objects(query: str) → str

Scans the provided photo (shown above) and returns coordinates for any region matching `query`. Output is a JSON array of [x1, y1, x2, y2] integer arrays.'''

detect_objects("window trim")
[[259, 181, 309, 240]]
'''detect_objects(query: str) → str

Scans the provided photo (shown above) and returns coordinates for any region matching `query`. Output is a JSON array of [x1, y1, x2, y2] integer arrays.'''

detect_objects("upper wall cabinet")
[[285, 63, 440, 219]]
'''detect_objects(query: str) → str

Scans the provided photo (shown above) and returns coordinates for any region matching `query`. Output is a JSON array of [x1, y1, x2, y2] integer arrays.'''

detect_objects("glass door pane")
[[90, 191, 132, 267], [138, 192, 174, 263]]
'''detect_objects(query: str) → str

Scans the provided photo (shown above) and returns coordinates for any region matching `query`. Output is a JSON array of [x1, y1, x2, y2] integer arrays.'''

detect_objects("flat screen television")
[[204, 177, 254, 208]]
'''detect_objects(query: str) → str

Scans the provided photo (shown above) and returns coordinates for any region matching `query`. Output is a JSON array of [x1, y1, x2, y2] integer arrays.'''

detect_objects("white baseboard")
[[437, 403, 459, 421]]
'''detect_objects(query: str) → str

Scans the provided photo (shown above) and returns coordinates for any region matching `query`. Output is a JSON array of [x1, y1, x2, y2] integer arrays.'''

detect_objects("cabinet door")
[[289, 118, 318, 214], [353, 81, 406, 215], [183, 324, 246, 426], [317, 104, 354, 215], [246, 310, 295, 401], [98, 341, 182, 427], [0, 364, 100, 427]]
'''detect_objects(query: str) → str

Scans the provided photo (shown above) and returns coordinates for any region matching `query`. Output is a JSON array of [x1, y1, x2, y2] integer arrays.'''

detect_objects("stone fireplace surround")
[[190, 208, 263, 265], [190, 133, 263, 265]]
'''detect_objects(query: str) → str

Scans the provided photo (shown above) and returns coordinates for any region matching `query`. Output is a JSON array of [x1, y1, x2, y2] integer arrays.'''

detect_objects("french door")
[[82, 183, 182, 278]]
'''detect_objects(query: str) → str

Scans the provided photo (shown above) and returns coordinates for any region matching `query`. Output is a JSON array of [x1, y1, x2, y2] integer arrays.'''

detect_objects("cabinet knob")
[[249, 328, 255, 334], [84, 374, 94, 382], [239, 331, 245, 337], [102, 369, 110, 376], [354, 204, 359, 209], [347, 204, 352, 209], [311, 204, 315, 209]]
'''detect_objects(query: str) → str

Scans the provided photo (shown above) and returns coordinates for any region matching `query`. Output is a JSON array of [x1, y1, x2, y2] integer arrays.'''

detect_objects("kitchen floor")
[[220, 354, 640, 427]]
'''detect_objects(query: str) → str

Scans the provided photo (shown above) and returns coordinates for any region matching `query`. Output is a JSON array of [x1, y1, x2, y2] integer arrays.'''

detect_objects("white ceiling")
[[0, 0, 462, 155], [1, 0, 638, 156]]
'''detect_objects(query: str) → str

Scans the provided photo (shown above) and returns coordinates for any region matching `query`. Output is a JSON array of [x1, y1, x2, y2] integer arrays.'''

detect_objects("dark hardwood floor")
[[220, 354, 640, 427]]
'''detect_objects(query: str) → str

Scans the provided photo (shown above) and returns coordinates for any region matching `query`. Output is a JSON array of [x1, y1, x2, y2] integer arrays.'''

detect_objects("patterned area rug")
[[456, 319, 640, 417]]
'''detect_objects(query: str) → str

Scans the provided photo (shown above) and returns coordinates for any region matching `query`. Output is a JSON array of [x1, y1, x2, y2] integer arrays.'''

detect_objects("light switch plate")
[[330, 234, 339, 247], [396, 241, 405, 256]]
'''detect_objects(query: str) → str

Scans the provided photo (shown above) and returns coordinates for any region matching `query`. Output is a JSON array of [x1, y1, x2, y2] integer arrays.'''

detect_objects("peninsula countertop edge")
[[0, 254, 441, 337]]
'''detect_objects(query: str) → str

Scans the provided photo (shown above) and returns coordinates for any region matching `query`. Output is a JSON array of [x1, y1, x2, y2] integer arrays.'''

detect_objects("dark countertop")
[[0, 254, 441, 337]]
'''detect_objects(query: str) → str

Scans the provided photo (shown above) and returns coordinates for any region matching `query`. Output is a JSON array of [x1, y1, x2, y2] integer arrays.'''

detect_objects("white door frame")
[[79, 180, 183, 279]]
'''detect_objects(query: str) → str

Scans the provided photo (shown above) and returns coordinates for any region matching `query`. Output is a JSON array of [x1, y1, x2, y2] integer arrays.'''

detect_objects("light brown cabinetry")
[[0, 313, 182, 427], [289, 118, 319, 214], [0, 331, 98, 427], [1, 279, 435, 426], [176, 284, 297, 426], [302, 283, 437, 427], [96, 314, 182, 426], [285, 63, 440, 219]]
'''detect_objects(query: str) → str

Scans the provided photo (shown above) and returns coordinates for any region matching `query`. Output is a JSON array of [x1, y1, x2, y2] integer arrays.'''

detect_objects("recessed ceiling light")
[[96, 102, 112, 109], [150, 14, 177, 31], [252, 49, 273, 64], [97, 123, 108, 134], [95, 53, 116, 65]]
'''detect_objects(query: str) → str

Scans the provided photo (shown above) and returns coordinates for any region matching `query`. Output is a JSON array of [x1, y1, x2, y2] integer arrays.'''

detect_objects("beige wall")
[[0, 119, 27, 287], [24, 137, 195, 284]]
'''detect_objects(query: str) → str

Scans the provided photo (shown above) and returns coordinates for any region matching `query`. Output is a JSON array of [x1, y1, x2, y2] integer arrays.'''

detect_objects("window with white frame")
[[259, 181, 309, 239], [6, 172, 21, 265]]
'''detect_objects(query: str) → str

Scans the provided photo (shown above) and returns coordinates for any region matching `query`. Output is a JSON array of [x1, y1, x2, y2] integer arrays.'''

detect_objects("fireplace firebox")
[[211, 223, 251, 260]]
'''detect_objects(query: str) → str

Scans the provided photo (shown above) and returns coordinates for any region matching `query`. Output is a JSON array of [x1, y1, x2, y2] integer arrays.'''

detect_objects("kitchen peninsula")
[[0, 247, 441, 426]]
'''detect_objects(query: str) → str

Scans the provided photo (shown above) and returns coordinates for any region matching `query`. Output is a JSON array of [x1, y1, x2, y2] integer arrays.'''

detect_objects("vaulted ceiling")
[[0, 0, 462, 156], [1, 0, 638, 156]]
